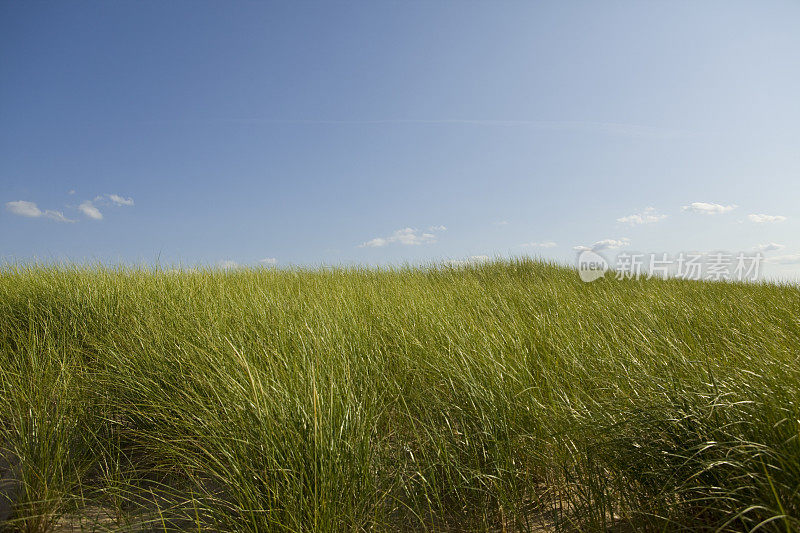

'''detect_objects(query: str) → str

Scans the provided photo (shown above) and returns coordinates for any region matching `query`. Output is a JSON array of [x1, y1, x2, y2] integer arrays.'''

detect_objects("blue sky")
[[2, 1, 799, 278]]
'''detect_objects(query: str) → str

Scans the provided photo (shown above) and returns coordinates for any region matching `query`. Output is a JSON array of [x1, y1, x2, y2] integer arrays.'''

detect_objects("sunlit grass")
[[1, 259, 798, 531]]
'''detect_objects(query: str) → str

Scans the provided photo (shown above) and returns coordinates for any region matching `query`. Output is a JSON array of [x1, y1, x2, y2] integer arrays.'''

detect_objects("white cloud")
[[359, 227, 439, 248], [218, 260, 241, 270], [108, 194, 134, 206], [6, 200, 42, 217], [72, 194, 134, 220], [681, 202, 737, 215], [43, 210, 74, 223], [766, 253, 800, 265], [79, 201, 103, 220], [573, 237, 631, 252], [260, 257, 278, 265], [521, 241, 557, 248], [445, 255, 492, 266], [428, 225, 447, 231], [5, 200, 74, 222], [754, 242, 785, 252], [360, 237, 388, 248], [493, 220, 509, 226], [93, 194, 134, 207], [747, 213, 787, 223], [617, 207, 667, 225]]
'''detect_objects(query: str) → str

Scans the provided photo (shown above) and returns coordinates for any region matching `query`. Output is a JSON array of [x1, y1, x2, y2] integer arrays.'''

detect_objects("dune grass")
[[0, 259, 798, 532]]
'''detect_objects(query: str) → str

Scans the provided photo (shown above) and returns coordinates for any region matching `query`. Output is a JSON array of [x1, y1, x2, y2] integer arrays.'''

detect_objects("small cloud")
[[521, 241, 557, 248], [79, 201, 103, 220], [218, 260, 241, 270], [5, 200, 75, 222], [445, 255, 492, 266], [766, 253, 800, 265], [747, 213, 787, 223], [617, 207, 667, 225], [93, 194, 134, 207], [681, 202, 737, 215], [108, 194, 134, 206], [68, 189, 76, 195], [360, 237, 388, 248], [73, 194, 134, 220], [359, 227, 439, 248], [44, 210, 74, 223], [573, 237, 631, 252], [6, 200, 43, 218], [493, 220, 509, 226], [428, 225, 447, 231], [259, 257, 278, 265], [754, 242, 785, 252]]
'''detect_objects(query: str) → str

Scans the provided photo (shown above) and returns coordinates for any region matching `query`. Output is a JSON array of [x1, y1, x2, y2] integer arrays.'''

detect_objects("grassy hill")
[[1, 260, 798, 531]]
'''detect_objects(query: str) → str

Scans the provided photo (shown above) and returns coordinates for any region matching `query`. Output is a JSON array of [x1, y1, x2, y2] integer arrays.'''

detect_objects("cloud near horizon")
[[218, 260, 241, 270], [748, 213, 787, 223], [617, 207, 667, 225], [521, 241, 557, 248], [574, 237, 631, 252], [445, 255, 491, 266], [765, 253, 800, 265], [754, 242, 785, 252], [681, 202, 737, 215], [359, 227, 441, 248]]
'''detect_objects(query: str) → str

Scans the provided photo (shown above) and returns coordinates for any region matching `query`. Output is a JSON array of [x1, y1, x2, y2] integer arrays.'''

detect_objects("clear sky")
[[2, 1, 799, 278]]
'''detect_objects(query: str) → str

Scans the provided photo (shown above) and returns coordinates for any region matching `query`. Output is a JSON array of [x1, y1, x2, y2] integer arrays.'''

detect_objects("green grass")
[[0, 259, 798, 532]]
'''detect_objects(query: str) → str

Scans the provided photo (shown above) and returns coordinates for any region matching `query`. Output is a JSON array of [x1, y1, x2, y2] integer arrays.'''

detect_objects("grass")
[[0, 258, 798, 532]]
